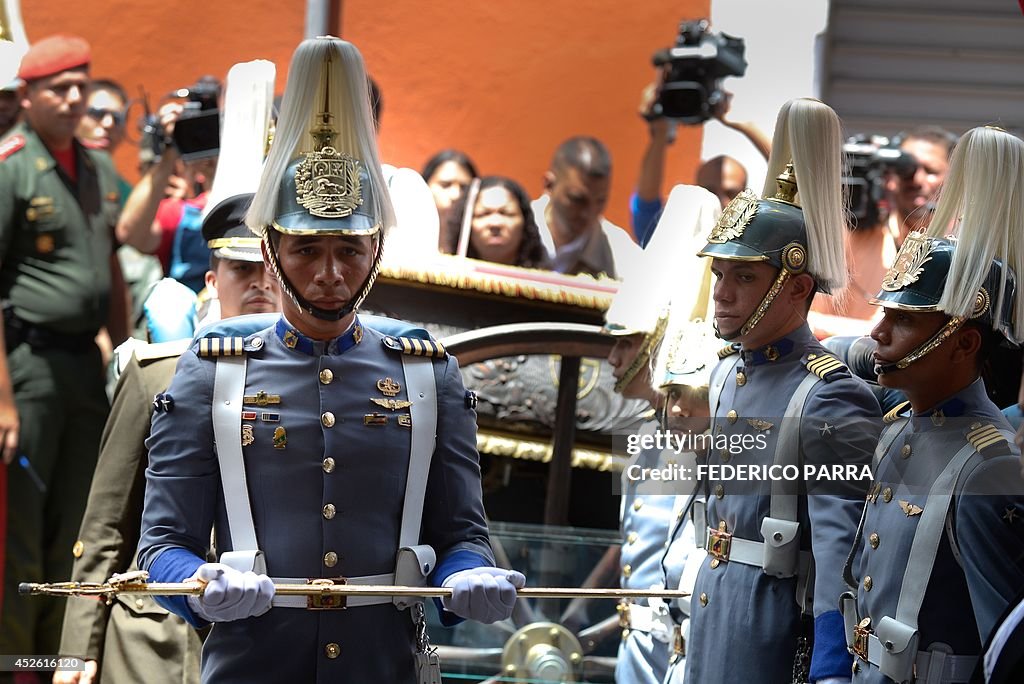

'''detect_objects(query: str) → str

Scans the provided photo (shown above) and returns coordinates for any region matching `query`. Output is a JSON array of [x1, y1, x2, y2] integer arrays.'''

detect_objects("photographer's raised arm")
[[115, 104, 181, 253], [712, 91, 770, 161], [632, 82, 673, 246]]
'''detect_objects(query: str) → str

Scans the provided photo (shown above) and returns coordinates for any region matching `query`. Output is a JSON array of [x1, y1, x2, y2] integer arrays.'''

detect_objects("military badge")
[[241, 425, 255, 447], [1003, 506, 1020, 524], [377, 377, 401, 397], [273, 426, 287, 449], [35, 234, 55, 254], [244, 391, 281, 407], [364, 413, 388, 426], [898, 500, 923, 517], [707, 188, 758, 243], [818, 422, 834, 437], [398, 415, 412, 428], [294, 148, 363, 219], [241, 410, 258, 420], [261, 412, 280, 422], [353, 323, 363, 345], [881, 231, 933, 291], [283, 329, 299, 349], [152, 392, 175, 414], [370, 398, 412, 411], [746, 418, 774, 432]]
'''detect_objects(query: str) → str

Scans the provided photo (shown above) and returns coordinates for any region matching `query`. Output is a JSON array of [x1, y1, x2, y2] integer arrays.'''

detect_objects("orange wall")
[[23, 0, 708, 231]]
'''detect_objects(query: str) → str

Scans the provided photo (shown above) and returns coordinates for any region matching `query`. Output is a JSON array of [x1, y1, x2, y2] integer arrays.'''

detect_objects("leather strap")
[[212, 354, 262, 568]]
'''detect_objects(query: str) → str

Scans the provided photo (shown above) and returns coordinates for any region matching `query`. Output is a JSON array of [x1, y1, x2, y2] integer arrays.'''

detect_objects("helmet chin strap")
[[263, 233, 384, 322], [714, 268, 791, 342], [874, 314, 965, 376], [613, 316, 668, 395]]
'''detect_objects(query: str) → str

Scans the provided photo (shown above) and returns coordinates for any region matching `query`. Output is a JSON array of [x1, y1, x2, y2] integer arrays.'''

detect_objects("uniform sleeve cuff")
[[431, 549, 493, 627], [147, 548, 208, 628], [810, 610, 853, 681]]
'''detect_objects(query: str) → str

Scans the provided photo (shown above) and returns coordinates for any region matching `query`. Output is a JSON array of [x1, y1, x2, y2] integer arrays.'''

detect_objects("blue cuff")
[[810, 610, 853, 681], [430, 549, 492, 627], [629, 193, 663, 248], [147, 548, 208, 628]]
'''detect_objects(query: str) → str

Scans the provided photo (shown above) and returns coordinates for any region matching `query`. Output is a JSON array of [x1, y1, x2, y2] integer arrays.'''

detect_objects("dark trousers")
[[0, 342, 108, 656]]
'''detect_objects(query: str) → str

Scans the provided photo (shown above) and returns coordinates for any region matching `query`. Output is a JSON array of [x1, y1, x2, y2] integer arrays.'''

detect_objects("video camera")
[[843, 135, 918, 229], [651, 19, 746, 124], [138, 76, 222, 166]]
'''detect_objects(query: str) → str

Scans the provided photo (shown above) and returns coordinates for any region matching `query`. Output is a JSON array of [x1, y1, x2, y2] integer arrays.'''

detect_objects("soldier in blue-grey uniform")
[[136, 36, 523, 684], [657, 319, 719, 684], [685, 98, 882, 684], [842, 126, 1024, 684], [604, 185, 719, 684]]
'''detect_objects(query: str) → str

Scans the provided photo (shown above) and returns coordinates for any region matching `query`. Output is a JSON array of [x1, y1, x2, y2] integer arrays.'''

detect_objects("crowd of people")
[[0, 25, 1023, 684]]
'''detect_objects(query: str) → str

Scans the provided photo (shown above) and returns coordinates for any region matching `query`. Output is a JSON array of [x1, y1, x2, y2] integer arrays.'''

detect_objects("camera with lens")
[[138, 76, 222, 166], [650, 19, 746, 124], [843, 135, 919, 229]]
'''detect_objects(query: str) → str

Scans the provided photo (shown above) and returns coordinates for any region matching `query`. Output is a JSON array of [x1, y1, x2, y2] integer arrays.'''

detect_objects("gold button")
[[720, 449, 730, 464], [633, 498, 644, 511], [714, 484, 725, 499], [726, 409, 738, 424], [323, 457, 336, 473], [710, 558, 720, 569], [736, 371, 746, 387], [320, 369, 334, 385], [869, 532, 879, 549], [321, 412, 336, 428], [72, 541, 85, 558], [900, 444, 912, 459], [882, 487, 893, 503], [323, 504, 336, 520], [863, 576, 873, 591], [622, 564, 632, 578], [627, 532, 638, 545], [699, 592, 708, 607], [324, 642, 340, 659], [135, 598, 145, 609], [324, 552, 338, 568]]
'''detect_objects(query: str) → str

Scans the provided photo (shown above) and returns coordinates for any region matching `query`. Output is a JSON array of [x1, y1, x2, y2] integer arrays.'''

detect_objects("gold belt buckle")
[[307, 577, 348, 610], [706, 526, 733, 563], [673, 624, 686, 657], [616, 600, 632, 629], [853, 617, 872, 662]]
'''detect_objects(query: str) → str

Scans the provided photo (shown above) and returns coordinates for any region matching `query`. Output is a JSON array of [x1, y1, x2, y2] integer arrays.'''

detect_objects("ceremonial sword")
[[19, 571, 689, 602]]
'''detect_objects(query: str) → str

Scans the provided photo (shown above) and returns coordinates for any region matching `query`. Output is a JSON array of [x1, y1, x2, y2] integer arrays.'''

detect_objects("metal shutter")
[[823, 0, 1024, 136]]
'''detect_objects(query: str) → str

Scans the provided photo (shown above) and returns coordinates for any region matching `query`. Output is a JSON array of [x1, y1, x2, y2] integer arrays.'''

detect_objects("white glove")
[[186, 563, 275, 623], [441, 567, 526, 624]]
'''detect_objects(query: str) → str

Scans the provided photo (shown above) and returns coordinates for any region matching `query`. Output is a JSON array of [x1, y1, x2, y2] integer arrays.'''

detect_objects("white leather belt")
[[860, 635, 977, 684], [270, 573, 395, 608], [704, 528, 764, 566]]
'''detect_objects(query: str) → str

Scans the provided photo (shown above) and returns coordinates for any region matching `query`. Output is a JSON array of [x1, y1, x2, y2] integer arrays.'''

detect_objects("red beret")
[[18, 35, 91, 82]]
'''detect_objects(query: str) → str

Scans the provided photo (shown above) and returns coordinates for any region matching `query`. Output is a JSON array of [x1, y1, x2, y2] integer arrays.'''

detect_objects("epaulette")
[[0, 134, 25, 161], [803, 352, 851, 382], [883, 400, 911, 424], [382, 335, 447, 359], [717, 343, 739, 359], [966, 422, 1012, 456], [197, 336, 246, 357], [135, 338, 192, 364]]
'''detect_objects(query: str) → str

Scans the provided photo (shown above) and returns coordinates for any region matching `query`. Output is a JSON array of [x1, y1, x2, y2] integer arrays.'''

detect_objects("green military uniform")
[[59, 342, 206, 683], [0, 121, 120, 655]]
